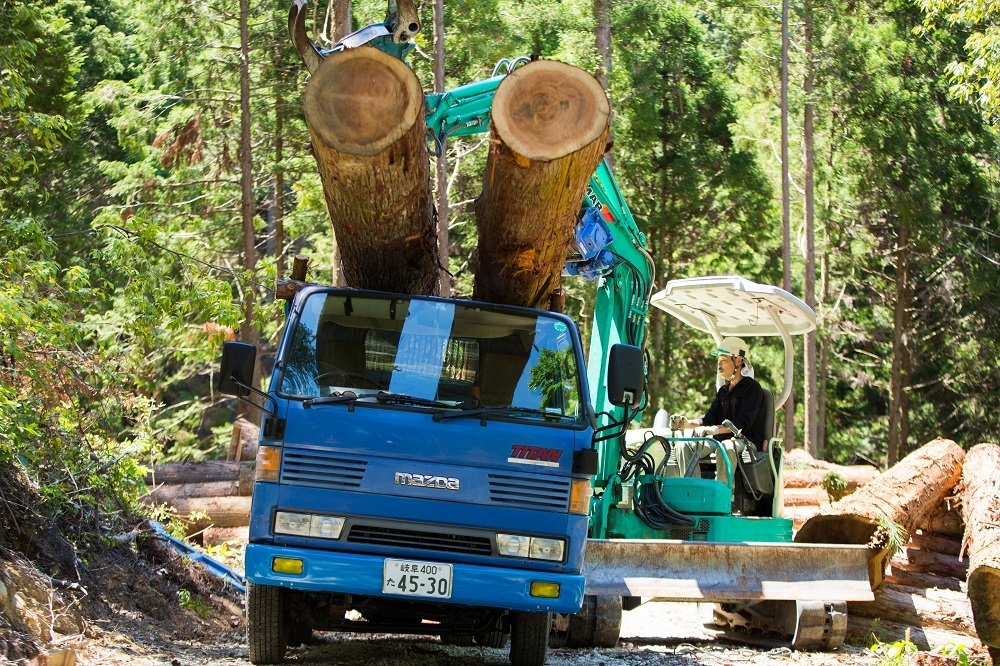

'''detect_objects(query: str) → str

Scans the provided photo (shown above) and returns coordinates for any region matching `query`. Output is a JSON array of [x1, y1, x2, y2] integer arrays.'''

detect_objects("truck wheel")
[[476, 625, 508, 648], [288, 621, 313, 647], [509, 612, 550, 666], [246, 582, 288, 664]]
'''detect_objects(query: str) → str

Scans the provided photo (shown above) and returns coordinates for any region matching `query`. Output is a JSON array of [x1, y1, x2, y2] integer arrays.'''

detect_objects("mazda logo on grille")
[[394, 472, 460, 491]]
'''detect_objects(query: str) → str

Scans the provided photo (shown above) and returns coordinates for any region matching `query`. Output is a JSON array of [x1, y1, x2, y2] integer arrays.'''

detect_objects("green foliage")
[[821, 471, 848, 501], [177, 587, 212, 618], [870, 636, 917, 666]]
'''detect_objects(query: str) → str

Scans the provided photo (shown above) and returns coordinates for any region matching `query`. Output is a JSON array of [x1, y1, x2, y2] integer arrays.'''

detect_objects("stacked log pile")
[[780, 448, 879, 530], [144, 418, 256, 544], [789, 438, 1000, 659]]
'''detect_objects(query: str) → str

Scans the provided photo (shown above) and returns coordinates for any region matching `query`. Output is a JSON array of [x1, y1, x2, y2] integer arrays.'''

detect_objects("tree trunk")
[[474, 60, 610, 308], [921, 504, 965, 539], [593, 0, 612, 168], [433, 0, 449, 296], [960, 443, 1000, 650], [795, 439, 965, 583], [329, 0, 351, 286], [780, 0, 793, 453], [888, 219, 911, 466], [304, 46, 438, 294], [803, 0, 818, 459]]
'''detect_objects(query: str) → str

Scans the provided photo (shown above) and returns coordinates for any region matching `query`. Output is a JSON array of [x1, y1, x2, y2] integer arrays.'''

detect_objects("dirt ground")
[[69, 599, 885, 666]]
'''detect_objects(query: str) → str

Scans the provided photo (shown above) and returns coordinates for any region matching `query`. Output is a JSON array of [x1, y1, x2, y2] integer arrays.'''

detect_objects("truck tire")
[[508, 612, 550, 666], [246, 582, 288, 664]]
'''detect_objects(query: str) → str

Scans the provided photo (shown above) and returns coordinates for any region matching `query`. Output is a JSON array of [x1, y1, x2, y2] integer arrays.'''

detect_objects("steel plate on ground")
[[583, 539, 874, 602]]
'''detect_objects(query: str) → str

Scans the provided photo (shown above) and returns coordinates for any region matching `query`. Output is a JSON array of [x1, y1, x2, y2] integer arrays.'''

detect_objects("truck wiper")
[[302, 394, 362, 408], [432, 406, 565, 423], [374, 392, 453, 409]]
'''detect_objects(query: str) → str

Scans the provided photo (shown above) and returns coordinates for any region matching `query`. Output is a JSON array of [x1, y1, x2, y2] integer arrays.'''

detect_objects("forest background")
[[2, 0, 1000, 536]]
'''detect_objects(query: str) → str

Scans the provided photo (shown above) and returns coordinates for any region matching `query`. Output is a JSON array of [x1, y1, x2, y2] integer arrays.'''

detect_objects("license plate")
[[382, 558, 453, 599]]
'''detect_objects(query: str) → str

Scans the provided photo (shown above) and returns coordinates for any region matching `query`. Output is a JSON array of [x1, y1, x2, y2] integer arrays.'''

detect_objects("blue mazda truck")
[[218, 286, 642, 666]]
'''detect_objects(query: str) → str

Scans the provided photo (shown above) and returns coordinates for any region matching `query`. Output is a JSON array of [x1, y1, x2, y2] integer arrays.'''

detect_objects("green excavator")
[[288, 1, 876, 650]]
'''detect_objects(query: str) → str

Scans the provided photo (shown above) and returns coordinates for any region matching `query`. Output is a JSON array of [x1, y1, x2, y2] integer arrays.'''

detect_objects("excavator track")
[[710, 600, 848, 650], [550, 596, 622, 648]]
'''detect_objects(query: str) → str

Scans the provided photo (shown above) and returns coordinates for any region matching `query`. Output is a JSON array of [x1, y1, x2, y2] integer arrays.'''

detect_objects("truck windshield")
[[278, 292, 583, 421]]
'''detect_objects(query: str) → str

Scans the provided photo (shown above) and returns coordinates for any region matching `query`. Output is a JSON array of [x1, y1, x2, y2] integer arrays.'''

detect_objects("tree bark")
[[960, 443, 1000, 650], [304, 46, 438, 294], [474, 60, 610, 308], [921, 504, 965, 539], [796, 439, 964, 590], [782, 464, 879, 490]]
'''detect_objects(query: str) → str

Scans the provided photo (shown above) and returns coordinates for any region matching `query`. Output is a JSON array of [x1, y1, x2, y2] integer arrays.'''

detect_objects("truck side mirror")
[[606, 344, 644, 408], [218, 342, 257, 396]]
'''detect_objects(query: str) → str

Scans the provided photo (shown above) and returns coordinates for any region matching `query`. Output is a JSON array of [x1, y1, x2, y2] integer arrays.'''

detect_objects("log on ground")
[[960, 443, 1000, 649], [848, 582, 976, 634], [146, 461, 254, 491], [782, 464, 879, 490], [847, 613, 979, 652], [473, 59, 610, 309], [795, 438, 964, 553], [166, 496, 251, 531], [304, 46, 438, 295], [148, 480, 242, 504], [921, 503, 965, 539]]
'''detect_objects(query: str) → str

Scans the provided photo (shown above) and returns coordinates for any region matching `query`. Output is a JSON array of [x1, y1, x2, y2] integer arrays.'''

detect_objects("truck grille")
[[347, 524, 493, 556], [280, 450, 367, 489], [488, 473, 571, 511]]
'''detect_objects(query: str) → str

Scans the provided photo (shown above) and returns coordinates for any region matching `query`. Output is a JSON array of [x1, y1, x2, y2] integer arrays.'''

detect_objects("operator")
[[667, 337, 765, 481]]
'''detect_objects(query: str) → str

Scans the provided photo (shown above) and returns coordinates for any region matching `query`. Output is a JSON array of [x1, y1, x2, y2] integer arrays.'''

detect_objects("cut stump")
[[474, 59, 610, 309], [304, 46, 438, 295]]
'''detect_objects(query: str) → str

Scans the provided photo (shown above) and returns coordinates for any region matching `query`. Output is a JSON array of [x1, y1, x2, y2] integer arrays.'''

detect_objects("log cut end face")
[[492, 60, 611, 162], [969, 566, 1000, 648], [304, 46, 424, 156]]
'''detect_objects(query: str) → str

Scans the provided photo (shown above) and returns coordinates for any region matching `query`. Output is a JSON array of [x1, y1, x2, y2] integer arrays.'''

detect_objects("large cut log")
[[891, 544, 969, 581], [795, 439, 965, 588], [782, 464, 879, 490], [473, 59, 610, 308], [848, 582, 976, 634], [227, 416, 259, 462], [304, 46, 438, 294], [146, 461, 255, 487], [847, 614, 979, 652], [922, 503, 965, 539], [148, 481, 244, 503], [167, 496, 251, 531], [960, 443, 1000, 652]]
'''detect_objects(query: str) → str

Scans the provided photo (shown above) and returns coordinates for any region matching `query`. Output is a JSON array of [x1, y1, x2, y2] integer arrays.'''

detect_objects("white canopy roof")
[[650, 275, 815, 337]]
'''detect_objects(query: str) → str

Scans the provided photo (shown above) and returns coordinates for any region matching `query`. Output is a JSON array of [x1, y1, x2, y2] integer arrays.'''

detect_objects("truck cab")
[[220, 287, 641, 666]]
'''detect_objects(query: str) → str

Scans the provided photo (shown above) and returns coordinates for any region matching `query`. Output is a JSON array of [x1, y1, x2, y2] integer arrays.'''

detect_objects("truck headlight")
[[274, 511, 346, 539], [496, 534, 565, 562]]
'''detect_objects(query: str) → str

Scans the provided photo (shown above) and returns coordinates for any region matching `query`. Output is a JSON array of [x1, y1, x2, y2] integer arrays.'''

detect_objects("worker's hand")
[[694, 425, 717, 438], [669, 414, 689, 430]]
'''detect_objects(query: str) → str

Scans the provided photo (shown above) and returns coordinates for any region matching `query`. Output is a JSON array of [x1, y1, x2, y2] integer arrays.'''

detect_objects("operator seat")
[[757, 387, 775, 451]]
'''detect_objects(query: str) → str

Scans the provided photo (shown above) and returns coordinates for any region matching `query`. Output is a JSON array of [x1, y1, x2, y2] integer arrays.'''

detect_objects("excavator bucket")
[[583, 539, 875, 602]]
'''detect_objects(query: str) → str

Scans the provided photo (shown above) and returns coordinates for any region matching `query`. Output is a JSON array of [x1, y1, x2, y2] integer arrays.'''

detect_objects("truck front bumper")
[[245, 543, 586, 614]]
